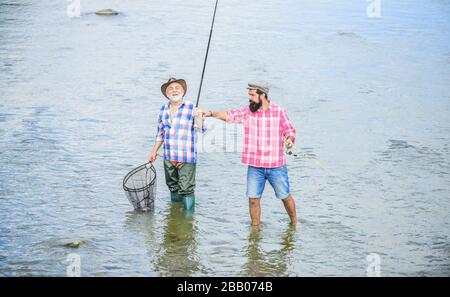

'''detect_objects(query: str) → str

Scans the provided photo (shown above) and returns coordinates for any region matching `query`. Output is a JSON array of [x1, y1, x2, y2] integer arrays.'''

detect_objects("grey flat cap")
[[247, 82, 269, 94]]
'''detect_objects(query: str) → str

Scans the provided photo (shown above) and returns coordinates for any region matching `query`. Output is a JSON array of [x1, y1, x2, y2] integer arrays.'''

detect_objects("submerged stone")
[[95, 9, 118, 16], [64, 240, 84, 248]]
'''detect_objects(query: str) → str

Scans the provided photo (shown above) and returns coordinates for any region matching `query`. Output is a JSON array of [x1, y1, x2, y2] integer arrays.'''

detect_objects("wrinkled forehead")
[[167, 82, 183, 90]]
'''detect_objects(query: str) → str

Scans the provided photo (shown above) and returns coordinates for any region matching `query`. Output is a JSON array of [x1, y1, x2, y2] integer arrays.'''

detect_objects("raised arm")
[[203, 106, 248, 123], [203, 110, 227, 121]]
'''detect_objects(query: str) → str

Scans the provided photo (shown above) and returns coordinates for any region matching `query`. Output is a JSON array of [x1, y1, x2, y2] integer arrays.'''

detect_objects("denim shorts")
[[246, 165, 291, 199]]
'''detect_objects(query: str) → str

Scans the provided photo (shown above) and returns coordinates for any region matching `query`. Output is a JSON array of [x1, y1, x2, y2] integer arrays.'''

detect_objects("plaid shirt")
[[155, 99, 206, 163], [226, 101, 296, 168]]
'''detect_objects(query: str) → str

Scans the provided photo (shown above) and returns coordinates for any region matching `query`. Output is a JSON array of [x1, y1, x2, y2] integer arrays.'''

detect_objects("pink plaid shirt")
[[226, 101, 296, 168]]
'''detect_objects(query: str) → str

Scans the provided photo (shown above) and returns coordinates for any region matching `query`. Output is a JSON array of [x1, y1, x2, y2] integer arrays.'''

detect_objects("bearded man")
[[203, 82, 297, 225]]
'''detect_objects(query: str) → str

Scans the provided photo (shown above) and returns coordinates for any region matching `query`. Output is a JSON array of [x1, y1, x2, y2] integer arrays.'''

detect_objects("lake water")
[[1, 0, 449, 276]]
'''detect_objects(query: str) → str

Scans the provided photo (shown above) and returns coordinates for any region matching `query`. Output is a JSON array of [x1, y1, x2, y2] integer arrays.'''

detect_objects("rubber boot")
[[182, 194, 195, 211], [170, 191, 182, 202]]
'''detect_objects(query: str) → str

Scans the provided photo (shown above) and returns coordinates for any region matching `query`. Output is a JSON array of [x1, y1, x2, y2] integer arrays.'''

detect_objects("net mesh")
[[123, 162, 157, 211]]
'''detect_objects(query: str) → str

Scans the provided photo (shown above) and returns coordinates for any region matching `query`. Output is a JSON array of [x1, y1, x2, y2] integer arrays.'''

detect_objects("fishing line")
[[287, 147, 344, 183]]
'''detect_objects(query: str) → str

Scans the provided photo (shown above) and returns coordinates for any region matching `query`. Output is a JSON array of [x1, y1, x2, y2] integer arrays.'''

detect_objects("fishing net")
[[123, 162, 157, 211]]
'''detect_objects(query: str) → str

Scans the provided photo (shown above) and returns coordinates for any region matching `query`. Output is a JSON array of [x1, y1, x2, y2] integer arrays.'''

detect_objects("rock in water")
[[95, 9, 118, 16], [65, 240, 84, 248]]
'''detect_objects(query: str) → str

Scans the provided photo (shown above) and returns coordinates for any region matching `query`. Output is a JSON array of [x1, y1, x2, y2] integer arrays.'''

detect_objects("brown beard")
[[249, 100, 262, 112]]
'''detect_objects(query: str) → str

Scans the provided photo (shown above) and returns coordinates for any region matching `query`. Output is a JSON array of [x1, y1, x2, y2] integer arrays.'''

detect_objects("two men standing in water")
[[149, 78, 297, 226]]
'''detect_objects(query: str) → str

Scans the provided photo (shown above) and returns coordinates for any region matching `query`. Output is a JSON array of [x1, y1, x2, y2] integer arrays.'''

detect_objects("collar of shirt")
[[256, 100, 273, 113], [164, 99, 186, 109]]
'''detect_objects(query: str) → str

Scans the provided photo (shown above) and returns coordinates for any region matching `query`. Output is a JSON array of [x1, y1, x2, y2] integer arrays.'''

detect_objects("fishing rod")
[[287, 146, 344, 183], [195, 0, 219, 107]]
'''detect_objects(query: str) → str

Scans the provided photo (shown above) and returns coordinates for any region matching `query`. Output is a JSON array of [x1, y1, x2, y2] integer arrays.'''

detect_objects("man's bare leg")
[[282, 195, 297, 225], [249, 198, 261, 226]]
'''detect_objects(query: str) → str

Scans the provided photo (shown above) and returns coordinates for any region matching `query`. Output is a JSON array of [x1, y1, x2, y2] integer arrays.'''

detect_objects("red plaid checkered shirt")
[[226, 101, 296, 168]]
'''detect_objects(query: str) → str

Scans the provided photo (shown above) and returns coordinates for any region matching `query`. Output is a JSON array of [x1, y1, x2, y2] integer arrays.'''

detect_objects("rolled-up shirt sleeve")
[[280, 108, 296, 143], [226, 106, 248, 124], [155, 108, 164, 142]]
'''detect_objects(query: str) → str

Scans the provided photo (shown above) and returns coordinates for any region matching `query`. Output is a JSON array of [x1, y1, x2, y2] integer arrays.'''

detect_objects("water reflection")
[[154, 203, 201, 276], [124, 210, 156, 237], [1, 0, 449, 276], [242, 225, 297, 276]]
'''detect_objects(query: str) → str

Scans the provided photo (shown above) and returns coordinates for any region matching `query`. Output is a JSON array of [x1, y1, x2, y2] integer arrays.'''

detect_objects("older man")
[[149, 77, 205, 210], [203, 82, 297, 225]]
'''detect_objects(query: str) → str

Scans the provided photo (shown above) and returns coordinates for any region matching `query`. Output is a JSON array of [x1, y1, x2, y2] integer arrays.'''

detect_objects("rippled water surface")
[[1, 0, 449, 276]]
